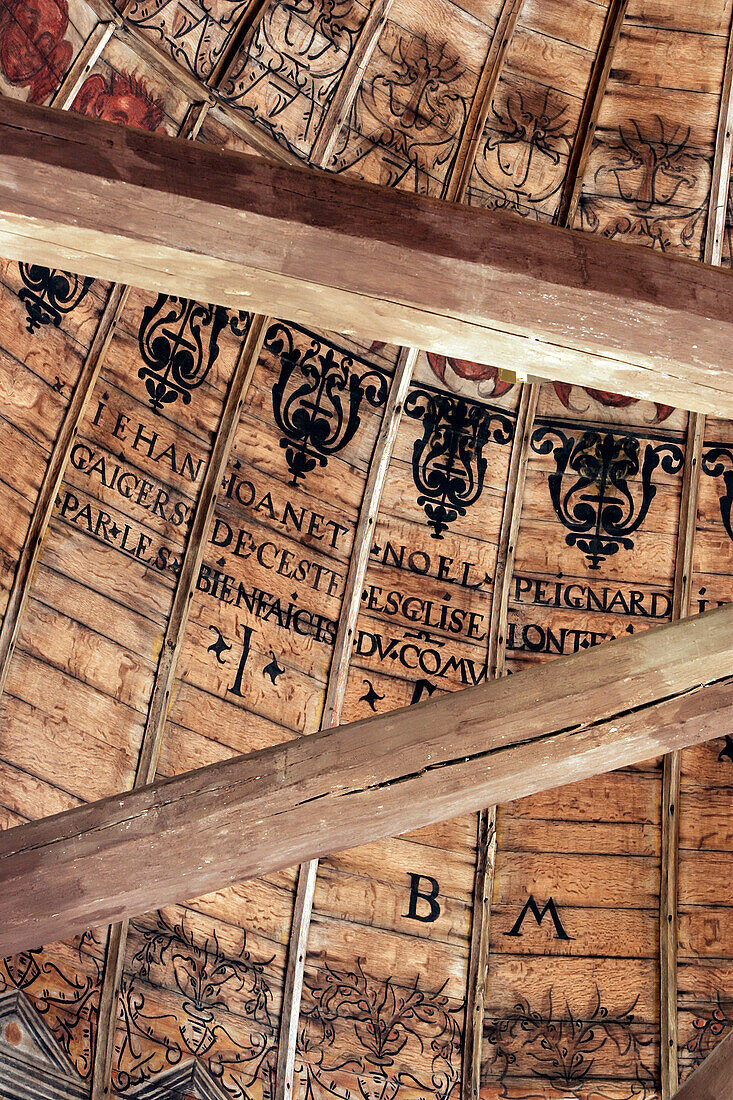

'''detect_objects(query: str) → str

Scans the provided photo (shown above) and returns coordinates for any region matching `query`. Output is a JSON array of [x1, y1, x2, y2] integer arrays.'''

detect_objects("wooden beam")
[[672, 1030, 733, 1100], [1, 102, 733, 415], [3, 604, 733, 954]]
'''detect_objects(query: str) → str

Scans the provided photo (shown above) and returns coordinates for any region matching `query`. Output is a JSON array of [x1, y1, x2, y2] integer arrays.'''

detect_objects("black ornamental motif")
[[531, 425, 683, 569], [18, 264, 94, 334], [404, 385, 512, 538], [702, 444, 733, 542], [137, 294, 249, 413], [268, 322, 389, 486]]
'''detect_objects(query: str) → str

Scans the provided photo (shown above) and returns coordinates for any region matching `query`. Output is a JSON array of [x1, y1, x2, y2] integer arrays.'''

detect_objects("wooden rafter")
[[660, 410, 704, 1100], [87, 0, 282, 1080], [657, 16, 733, 1087], [3, 604, 733, 955], [461, 7, 630, 1077], [1, 101, 733, 414], [273, 334, 418, 1100]]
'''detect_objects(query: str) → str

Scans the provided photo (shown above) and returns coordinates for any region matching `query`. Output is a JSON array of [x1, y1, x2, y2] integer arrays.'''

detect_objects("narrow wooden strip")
[[135, 313, 267, 785], [206, 0, 274, 90], [444, 0, 525, 204], [273, 345, 417, 1100], [309, 0, 395, 169], [460, 380, 537, 1098], [0, 281, 128, 702], [323, 345, 418, 727], [661, 750, 681, 1100], [50, 21, 117, 110], [3, 603, 733, 954], [672, 413, 704, 623], [178, 101, 211, 141], [90, 919, 128, 1100], [672, 1029, 733, 1100], [461, 806, 496, 1100], [274, 858, 318, 1100], [705, 12, 733, 267], [486, 381, 539, 680], [660, 410, 704, 1099], [556, 0, 628, 228]]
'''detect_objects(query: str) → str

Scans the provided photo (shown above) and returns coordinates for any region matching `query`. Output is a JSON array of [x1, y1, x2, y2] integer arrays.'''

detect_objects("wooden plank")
[[661, 748, 682, 1099], [673, 1029, 733, 1100], [2, 102, 733, 415], [273, 346, 418, 1100], [0, 282, 128, 702], [486, 383, 538, 680], [3, 603, 733, 954]]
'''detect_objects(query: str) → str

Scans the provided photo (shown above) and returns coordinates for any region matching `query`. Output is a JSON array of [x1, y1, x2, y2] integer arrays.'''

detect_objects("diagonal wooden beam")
[[672, 1029, 733, 1100], [2, 603, 733, 955], [1, 101, 733, 415]]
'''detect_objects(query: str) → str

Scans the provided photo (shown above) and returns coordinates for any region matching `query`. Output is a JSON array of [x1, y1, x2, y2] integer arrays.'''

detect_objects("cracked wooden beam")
[[2, 603, 733, 955], [1, 100, 733, 414]]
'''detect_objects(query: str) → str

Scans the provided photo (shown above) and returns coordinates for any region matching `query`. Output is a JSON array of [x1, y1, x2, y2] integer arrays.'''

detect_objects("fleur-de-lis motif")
[[531, 425, 683, 569], [137, 295, 249, 413], [18, 264, 94, 334], [404, 385, 512, 538], [268, 323, 389, 486], [702, 444, 733, 542]]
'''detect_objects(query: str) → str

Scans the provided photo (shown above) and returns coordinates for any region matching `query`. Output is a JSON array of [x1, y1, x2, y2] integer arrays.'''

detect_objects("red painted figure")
[[0, 0, 73, 102]]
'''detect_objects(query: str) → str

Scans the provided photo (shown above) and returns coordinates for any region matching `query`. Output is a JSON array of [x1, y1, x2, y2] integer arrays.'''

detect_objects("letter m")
[[505, 895, 572, 940]]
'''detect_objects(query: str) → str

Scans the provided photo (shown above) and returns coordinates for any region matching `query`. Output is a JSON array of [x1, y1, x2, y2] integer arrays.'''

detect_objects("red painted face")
[[72, 71, 164, 133], [0, 0, 71, 100]]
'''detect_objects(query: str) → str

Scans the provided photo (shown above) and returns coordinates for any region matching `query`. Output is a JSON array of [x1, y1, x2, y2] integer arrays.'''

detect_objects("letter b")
[[404, 873, 440, 923]]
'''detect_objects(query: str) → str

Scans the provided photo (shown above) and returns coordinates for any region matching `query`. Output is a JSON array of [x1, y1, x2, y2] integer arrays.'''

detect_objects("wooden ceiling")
[[0, 0, 731, 1100]]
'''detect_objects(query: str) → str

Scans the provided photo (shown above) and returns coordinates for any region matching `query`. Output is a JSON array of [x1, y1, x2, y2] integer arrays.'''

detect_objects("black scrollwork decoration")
[[531, 425, 684, 569], [404, 385, 513, 538], [702, 444, 733, 542], [138, 294, 250, 413], [18, 264, 94, 334], [268, 323, 389, 486], [484, 986, 654, 1092]]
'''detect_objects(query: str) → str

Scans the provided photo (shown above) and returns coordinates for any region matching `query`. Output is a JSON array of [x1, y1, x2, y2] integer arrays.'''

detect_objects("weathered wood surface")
[[1, 103, 733, 414], [2, 603, 733, 954], [672, 1029, 733, 1100]]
